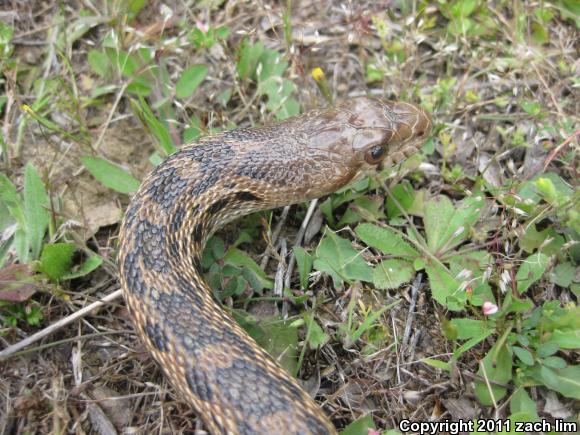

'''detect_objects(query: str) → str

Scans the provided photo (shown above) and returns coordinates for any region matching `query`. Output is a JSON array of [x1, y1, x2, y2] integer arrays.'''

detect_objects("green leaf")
[[521, 100, 542, 116], [535, 365, 580, 400], [550, 262, 575, 287], [547, 329, 580, 349], [519, 224, 564, 256], [474, 343, 513, 406], [537, 341, 559, 358], [237, 39, 264, 81], [24, 164, 50, 261], [340, 414, 376, 435], [39, 243, 75, 281], [88, 49, 110, 78], [131, 97, 177, 155], [82, 156, 140, 194], [425, 262, 465, 311], [424, 195, 483, 255], [338, 195, 384, 226], [293, 246, 312, 290], [256, 49, 288, 82], [385, 181, 416, 219], [512, 346, 534, 366], [516, 252, 549, 293], [543, 356, 567, 369], [62, 255, 103, 280], [355, 223, 419, 259], [237, 313, 298, 374], [313, 229, 373, 286], [452, 329, 493, 360], [176, 64, 208, 99], [535, 177, 558, 203], [345, 302, 397, 346], [421, 358, 451, 372], [304, 313, 329, 349], [510, 388, 540, 421], [372, 259, 414, 289], [0, 172, 25, 225], [224, 247, 273, 290], [450, 318, 488, 340]]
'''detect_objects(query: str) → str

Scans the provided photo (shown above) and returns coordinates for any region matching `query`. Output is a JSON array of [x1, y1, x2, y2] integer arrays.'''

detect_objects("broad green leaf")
[[176, 64, 208, 98], [535, 365, 580, 400], [236, 313, 298, 374], [520, 224, 564, 257], [424, 195, 483, 255], [542, 305, 580, 331], [512, 346, 534, 366], [256, 49, 287, 82], [518, 172, 572, 206], [224, 247, 273, 290], [546, 329, 580, 349], [516, 252, 549, 293], [450, 318, 488, 340], [82, 156, 140, 194], [474, 343, 513, 406], [386, 180, 415, 219], [372, 259, 414, 289], [338, 195, 384, 226], [313, 229, 373, 286], [355, 223, 419, 259], [39, 243, 75, 281], [550, 262, 575, 287], [237, 39, 264, 81], [510, 388, 540, 421], [88, 49, 110, 78], [340, 414, 376, 435], [293, 246, 312, 290], [543, 356, 567, 369], [62, 255, 103, 280], [537, 341, 559, 357], [447, 250, 492, 280], [425, 262, 465, 311], [24, 163, 50, 261]]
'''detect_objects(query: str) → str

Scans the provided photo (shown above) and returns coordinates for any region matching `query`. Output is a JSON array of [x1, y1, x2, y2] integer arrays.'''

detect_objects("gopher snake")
[[118, 97, 432, 434]]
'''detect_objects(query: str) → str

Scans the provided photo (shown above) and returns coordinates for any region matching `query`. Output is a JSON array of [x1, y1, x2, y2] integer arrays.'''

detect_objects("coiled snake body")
[[118, 97, 432, 434]]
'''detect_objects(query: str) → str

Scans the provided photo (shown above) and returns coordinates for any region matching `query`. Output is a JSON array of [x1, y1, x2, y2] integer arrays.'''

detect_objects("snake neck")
[[118, 145, 337, 435]]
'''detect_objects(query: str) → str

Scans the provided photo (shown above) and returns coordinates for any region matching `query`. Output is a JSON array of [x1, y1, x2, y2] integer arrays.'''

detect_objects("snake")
[[118, 96, 432, 434]]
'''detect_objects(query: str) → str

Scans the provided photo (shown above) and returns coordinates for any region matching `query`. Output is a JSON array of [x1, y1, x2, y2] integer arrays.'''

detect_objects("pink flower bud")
[[483, 301, 498, 315]]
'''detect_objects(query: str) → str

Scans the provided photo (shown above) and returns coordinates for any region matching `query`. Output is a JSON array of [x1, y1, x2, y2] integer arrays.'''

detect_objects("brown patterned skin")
[[118, 97, 432, 434]]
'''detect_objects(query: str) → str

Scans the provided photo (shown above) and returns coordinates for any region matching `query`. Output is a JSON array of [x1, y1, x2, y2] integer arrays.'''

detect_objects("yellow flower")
[[311, 67, 325, 83]]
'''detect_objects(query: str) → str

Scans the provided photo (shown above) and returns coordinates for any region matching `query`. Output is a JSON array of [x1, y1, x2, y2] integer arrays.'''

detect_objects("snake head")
[[302, 97, 432, 198], [346, 97, 433, 171]]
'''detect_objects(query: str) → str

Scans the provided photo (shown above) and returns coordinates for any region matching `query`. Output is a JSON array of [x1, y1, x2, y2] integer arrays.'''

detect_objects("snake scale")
[[118, 97, 432, 434]]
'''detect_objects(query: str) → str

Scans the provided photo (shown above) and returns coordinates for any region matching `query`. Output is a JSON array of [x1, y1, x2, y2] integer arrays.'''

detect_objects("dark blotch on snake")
[[186, 366, 214, 402], [207, 198, 229, 215], [192, 223, 203, 243], [134, 219, 169, 273], [235, 191, 262, 202], [144, 321, 168, 352]]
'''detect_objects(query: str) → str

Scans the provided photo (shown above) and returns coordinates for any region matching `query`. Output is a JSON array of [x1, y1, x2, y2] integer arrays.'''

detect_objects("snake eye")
[[365, 145, 386, 164]]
